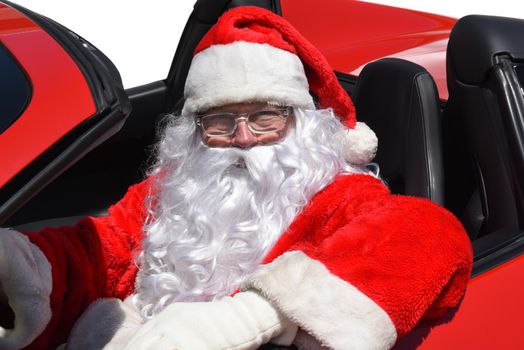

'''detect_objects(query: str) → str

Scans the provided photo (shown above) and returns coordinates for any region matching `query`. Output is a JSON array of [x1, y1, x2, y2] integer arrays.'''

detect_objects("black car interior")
[[353, 58, 445, 205], [444, 15, 524, 274], [3, 0, 524, 314]]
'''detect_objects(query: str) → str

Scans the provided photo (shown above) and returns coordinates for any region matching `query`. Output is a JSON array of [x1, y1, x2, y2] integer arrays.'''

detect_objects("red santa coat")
[[20, 173, 472, 349]]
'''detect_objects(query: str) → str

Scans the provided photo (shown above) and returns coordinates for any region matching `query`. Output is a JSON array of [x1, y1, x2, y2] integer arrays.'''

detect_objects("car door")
[[0, 0, 132, 226]]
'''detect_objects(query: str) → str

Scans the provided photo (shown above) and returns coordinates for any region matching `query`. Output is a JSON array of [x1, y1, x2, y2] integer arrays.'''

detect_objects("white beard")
[[134, 108, 366, 319]]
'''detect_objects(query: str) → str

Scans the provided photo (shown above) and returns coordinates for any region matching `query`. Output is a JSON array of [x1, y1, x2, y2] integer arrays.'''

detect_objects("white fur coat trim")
[[0, 228, 52, 350], [242, 251, 397, 350], [182, 41, 315, 115]]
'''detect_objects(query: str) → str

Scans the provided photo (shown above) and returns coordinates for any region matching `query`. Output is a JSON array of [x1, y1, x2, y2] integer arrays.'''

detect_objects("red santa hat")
[[182, 6, 377, 164]]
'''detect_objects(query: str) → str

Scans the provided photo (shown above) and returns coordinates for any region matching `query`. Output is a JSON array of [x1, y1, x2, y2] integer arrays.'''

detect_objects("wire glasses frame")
[[195, 106, 293, 137]]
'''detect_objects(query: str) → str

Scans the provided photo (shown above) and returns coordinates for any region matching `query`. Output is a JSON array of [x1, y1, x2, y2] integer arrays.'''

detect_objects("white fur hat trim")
[[340, 122, 378, 164], [182, 41, 315, 115]]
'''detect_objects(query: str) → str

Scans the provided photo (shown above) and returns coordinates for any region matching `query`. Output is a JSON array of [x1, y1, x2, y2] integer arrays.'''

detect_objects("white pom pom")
[[340, 122, 378, 164]]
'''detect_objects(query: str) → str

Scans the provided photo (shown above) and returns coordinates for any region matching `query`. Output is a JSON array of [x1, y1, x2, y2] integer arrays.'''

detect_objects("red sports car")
[[1, 0, 523, 349]]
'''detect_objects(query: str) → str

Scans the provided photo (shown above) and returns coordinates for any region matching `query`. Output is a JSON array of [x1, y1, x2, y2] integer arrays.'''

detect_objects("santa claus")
[[0, 6, 472, 350]]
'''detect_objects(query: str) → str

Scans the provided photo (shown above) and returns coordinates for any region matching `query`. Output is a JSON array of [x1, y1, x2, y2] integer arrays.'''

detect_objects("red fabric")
[[195, 6, 356, 128], [21, 174, 472, 348], [263, 175, 473, 337], [22, 179, 151, 350]]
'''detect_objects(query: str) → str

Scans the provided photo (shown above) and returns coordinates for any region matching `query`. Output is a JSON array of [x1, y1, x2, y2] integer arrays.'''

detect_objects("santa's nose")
[[231, 120, 258, 148]]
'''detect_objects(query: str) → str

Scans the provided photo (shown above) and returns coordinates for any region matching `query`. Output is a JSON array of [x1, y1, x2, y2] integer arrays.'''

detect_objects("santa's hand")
[[0, 228, 52, 350], [124, 291, 298, 350]]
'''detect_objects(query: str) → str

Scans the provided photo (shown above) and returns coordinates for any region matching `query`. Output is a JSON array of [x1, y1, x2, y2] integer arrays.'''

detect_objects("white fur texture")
[[134, 108, 369, 320], [182, 42, 315, 115], [0, 228, 52, 350], [243, 251, 397, 350], [340, 122, 378, 164], [65, 297, 144, 350], [124, 291, 297, 350]]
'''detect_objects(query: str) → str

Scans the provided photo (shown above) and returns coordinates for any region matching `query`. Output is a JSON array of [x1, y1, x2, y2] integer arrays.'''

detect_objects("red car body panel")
[[0, 3, 96, 187], [281, 0, 455, 99], [417, 255, 524, 349]]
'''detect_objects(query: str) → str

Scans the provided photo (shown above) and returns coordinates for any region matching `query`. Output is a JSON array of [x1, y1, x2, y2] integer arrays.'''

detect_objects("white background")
[[9, 0, 524, 88]]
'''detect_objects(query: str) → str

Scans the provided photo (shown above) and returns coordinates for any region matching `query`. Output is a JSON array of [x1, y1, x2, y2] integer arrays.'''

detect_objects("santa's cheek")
[[204, 137, 233, 148], [255, 132, 287, 145]]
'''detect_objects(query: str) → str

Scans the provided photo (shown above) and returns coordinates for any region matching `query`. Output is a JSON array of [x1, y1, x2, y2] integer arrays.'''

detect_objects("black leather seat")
[[353, 58, 444, 205], [445, 15, 524, 240]]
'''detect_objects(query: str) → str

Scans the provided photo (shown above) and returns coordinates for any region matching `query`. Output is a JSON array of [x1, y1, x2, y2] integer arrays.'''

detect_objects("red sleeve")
[[22, 179, 151, 350], [244, 174, 473, 349]]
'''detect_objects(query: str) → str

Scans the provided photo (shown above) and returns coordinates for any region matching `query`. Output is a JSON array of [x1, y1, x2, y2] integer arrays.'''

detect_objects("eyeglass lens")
[[201, 110, 288, 136]]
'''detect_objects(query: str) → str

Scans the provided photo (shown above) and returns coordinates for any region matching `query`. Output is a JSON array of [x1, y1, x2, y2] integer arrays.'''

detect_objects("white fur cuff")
[[242, 251, 397, 350], [0, 228, 52, 350]]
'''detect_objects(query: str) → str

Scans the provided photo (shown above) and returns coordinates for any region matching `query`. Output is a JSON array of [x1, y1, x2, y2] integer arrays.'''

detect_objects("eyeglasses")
[[195, 107, 292, 137]]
